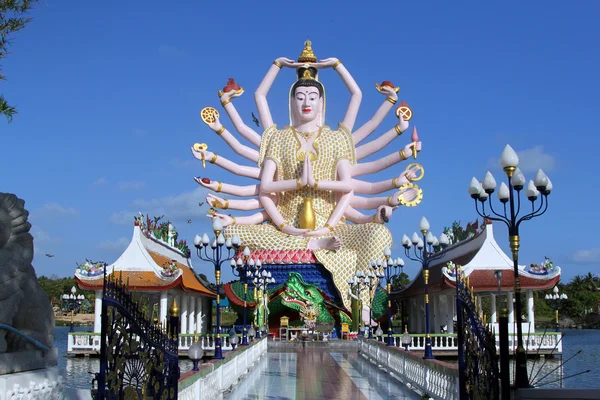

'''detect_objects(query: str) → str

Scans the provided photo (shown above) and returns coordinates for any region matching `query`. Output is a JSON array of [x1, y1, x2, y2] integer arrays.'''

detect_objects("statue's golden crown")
[[298, 40, 317, 63]]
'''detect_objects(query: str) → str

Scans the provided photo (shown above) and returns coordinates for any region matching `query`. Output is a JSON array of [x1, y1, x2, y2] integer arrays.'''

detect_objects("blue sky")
[[1, 1, 598, 284]]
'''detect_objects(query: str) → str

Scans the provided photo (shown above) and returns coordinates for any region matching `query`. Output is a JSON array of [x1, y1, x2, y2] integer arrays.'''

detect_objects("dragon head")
[[280, 272, 324, 312]]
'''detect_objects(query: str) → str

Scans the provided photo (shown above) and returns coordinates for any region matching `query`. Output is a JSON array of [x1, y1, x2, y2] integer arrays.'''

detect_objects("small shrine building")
[[392, 220, 561, 335], [75, 215, 215, 335]]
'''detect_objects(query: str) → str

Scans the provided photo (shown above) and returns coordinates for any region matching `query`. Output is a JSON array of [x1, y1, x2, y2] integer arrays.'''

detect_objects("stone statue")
[[191, 41, 423, 311], [0, 193, 54, 356]]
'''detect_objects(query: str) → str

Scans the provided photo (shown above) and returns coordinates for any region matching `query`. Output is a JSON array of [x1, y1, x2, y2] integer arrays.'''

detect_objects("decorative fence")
[[178, 337, 268, 400], [359, 339, 459, 400]]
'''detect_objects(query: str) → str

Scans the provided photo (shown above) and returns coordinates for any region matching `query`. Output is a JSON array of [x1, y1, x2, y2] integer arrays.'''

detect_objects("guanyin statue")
[[191, 41, 423, 311]]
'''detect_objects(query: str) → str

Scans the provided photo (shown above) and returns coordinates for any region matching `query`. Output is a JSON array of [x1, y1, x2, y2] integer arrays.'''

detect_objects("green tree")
[[1, 0, 38, 122]]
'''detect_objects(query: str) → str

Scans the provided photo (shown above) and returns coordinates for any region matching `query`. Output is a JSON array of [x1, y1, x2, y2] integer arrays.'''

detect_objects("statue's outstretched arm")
[[212, 211, 269, 227], [352, 167, 420, 194], [255, 57, 297, 129], [324, 59, 362, 132], [219, 91, 261, 148], [350, 141, 422, 177], [350, 189, 415, 209], [194, 177, 259, 197], [207, 116, 258, 163], [355, 117, 410, 160], [260, 194, 310, 236], [206, 193, 277, 211], [191, 147, 260, 180], [344, 205, 394, 224], [352, 86, 398, 145]]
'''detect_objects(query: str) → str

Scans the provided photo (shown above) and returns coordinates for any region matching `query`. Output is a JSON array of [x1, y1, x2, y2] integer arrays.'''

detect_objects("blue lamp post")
[[469, 144, 553, 388], [230, 246, 257, 346], [402, 217, 449, 359], [193, 221, 240, 360], [374, 247, 405, 346], [545, 286, 567, 332]]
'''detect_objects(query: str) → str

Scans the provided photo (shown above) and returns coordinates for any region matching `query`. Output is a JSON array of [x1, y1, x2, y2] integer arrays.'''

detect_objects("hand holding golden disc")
[[200, 107, 220, 124], [405, 163, 424, 182], [193, 143, 209, 168], [397, 183, 423, 207]]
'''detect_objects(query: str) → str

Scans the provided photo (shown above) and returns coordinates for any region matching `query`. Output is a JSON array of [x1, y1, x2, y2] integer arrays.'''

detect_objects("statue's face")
[[293, 86, 322, 124]]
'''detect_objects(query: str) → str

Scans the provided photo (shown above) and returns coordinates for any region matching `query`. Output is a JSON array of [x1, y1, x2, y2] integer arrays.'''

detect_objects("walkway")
[[224, 349, 420, 400]]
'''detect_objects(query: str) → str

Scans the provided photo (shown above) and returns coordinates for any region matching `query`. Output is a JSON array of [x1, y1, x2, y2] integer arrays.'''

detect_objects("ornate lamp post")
[[231, 247, 259, 346], [193, 221, 240, 360], [545, 286, 567, 332], [364, 270, 377, 339], [347, 273, 366, 335], [62, 286, 85, 332], [401, 217, 450, 359], [469, 144, 552, 388], [374, 247, 405, 346], [252, 269, 275, 337]]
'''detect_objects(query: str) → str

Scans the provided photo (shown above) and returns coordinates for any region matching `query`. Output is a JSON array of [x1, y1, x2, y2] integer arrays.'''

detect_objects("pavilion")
[[74, 214, 215, 336], [392, 219, 561, 335]]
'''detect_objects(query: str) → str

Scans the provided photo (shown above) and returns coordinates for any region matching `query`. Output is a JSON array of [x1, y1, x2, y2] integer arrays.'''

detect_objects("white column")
[[490, 293, 497, 323], [188, 296, 196, 334], [507, 292, 515, 325], [445, 294, 454, 334], [159, 292, 168, 325], [527, 289, 535, 329], [180, 295, 188, 334], [94, 290, 102, 333], [476, 296, 483, 316], [196, 297, 204, 334]]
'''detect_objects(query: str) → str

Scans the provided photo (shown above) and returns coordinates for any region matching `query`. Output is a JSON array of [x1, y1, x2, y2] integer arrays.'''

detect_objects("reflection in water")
[[55, 326, 600, 391]]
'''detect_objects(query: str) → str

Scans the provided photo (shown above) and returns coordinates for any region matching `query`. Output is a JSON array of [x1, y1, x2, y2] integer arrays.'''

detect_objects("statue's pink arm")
[[335, 63, 363, 132], [350, 192, 404, 209], [191, 148, 260, 179], [195, 178, 259, 197], [220, 93, 261, 148], [254, 61, 284, 129], [351, 178, 394, 195], [350, 141, 420, 177], [260, 159, 302, 193], [260, 194, 308, 236], [213, 124, 259, 163], [208, 193, 277, 211], [343, 206, 375, 224], [315, 159, 353, 193], [326, 191, 353, 226], [352, 88, 398, 145], [233, 211, 269, 225], [355, 117, 409, 160]]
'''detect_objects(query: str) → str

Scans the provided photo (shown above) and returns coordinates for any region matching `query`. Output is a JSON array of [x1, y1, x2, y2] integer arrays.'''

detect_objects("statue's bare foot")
[[308, 236, 341, 251]]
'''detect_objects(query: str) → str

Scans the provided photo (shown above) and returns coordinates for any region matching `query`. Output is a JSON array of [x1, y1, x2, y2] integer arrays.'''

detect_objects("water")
[[54, 327, 600, 391]]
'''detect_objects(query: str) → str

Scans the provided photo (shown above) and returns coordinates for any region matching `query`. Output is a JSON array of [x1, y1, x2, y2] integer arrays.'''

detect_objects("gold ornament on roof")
[[298, 40, 317, 63], [169, 297, 179, 316]]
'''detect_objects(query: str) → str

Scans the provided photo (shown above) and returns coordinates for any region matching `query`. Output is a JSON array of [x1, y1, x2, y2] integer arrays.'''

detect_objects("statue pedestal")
[[0, 348, 58, 375], [0, 349, 68, 399]]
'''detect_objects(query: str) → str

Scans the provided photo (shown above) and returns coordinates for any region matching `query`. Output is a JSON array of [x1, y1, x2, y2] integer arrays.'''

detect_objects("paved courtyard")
[[225, 349, 420, 400]]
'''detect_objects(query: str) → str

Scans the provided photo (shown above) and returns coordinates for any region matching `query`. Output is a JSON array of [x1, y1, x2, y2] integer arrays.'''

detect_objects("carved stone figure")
[[192, 41, 424, 311], [0, 193, 54, 355]]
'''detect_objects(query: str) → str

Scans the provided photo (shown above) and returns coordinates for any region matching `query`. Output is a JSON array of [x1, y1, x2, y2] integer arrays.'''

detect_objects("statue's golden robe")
[[226, 124, 392, 310]]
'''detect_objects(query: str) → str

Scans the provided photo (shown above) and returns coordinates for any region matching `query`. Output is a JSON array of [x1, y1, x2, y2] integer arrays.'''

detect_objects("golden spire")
[[169, 297, 179, 317], [298, 40, 317, 63]]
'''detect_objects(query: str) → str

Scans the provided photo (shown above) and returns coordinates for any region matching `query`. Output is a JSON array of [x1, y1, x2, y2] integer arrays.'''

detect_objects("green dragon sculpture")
[[226, 272, 392, 328]]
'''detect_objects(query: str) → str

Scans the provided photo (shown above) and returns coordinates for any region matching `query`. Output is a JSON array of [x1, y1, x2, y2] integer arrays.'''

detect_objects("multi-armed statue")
[[191, 41, 424, 314]]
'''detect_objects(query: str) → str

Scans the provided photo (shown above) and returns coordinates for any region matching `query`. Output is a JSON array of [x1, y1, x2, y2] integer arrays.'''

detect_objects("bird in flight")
[[251, 112, 260, 127], [187, 219, 192, 224], [198, 202, 204, 207], [45, 253, 55, 258]]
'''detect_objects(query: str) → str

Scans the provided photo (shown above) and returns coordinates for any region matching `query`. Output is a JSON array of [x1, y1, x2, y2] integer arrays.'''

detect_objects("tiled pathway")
[[224, 350, 420, 400]]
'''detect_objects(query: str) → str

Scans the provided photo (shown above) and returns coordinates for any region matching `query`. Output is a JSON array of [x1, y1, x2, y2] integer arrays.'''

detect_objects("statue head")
[[289, 66, 325, 127]]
